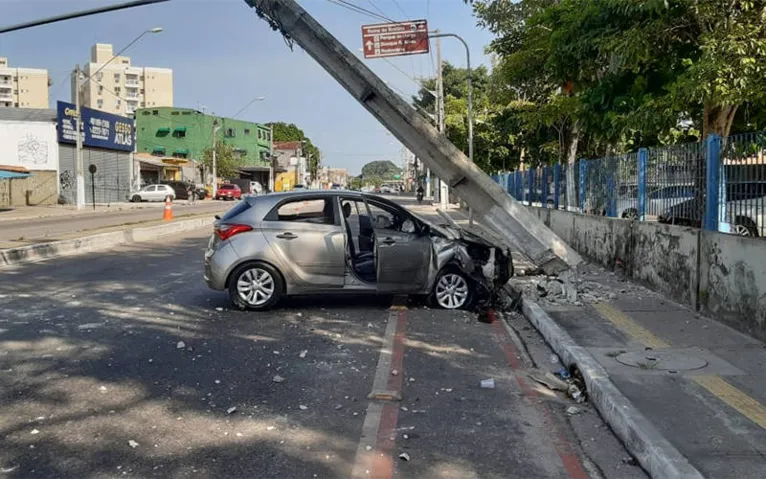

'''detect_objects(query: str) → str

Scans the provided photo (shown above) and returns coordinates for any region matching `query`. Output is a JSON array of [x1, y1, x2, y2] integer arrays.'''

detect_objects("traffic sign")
[[362, 20, 429, 59]]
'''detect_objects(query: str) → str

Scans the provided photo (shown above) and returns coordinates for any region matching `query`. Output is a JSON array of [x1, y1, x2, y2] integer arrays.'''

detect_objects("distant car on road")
[[292, 184, 306, 191], [204, 191, 512, 312], [216, 184, 242, 201], [129, 184, 175, 203], [161, 180, 207, 201]]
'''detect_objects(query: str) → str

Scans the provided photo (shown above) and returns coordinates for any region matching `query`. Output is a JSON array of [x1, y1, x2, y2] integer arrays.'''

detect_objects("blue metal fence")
[[493, 132, 766, 238]]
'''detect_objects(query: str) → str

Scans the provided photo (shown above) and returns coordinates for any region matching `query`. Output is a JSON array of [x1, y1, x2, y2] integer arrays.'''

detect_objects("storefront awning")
[[152, 146, 166, 154], [173, 127, 187, 133], [174, 148, 189, 155], [156, 127, 170, 134], [0, 171, 31, 179]]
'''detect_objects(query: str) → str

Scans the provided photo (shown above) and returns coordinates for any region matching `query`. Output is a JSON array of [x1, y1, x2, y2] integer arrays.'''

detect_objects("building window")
[[122, 60, 129, 64], [114, 87, 121, 94], [116, 100, 121, 108], [171, 111, 179, 115], [244, 129, 251, 135], [97, 99, 104, 108], [225, 128, 236, 138], [181, 111, 192, 115], [98, 85, 103, 95], [152, 110, 158, 115], [114, 73, 121, 82], [97, 72, 103, 81]]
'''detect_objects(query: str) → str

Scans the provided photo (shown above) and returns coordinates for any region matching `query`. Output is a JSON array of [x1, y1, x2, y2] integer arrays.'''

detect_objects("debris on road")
[[30, 429, 40, 435], [399, 452, 411, 461], [391, 369, 398, 376], [566, 406, 584, 416], [176, 341, 185, 349], [528, 371, 569, 392], [99, 386, 108, 393], [299, 350, 308, 358], [273, 375, 285, 383], [215, 307, 223, 312], [128, 440, 139, 448], [77, 323, 104, 330], [480, 378, 495, 389], [226, 407, 237, 415], [622, 457, 639, 467], [334, 404, 343, 410], [299, 405, 308, 410]]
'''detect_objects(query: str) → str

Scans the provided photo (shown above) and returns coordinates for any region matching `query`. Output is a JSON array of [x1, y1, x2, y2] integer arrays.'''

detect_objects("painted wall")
[[532, 207, 766, 342], [0, 120, 58, 171]]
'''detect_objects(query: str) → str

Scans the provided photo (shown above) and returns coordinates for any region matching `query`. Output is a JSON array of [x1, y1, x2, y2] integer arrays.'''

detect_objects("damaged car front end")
[[422, 219, 514, 310]]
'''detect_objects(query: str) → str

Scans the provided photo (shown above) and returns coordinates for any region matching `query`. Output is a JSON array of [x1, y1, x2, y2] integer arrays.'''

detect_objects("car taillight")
[[215, 224, 252, 241]]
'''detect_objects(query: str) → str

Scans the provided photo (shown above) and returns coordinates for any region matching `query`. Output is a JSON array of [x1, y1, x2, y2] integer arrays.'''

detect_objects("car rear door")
[[260, 196, 345, 288], [366, 197, 431, 293]]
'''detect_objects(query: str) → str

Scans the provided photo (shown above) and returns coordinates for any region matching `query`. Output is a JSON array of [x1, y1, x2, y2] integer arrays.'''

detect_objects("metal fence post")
[[553, 163, 561, 209], [516, 171, 522, 201], [579, 159, 587, 213], [704, 134, 721, 231], [528, 168, 535, 206], [606, 170, 616, 217], [541, 167, 549, 208], [638, 148, 647, 221]]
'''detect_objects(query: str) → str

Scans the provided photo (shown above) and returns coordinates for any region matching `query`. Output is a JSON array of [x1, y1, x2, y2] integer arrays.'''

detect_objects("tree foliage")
[[266, 121, 321, 180], [201, 142, 242, 180]]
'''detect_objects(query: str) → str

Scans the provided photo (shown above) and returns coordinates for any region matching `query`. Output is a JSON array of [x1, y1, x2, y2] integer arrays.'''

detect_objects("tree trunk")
[[565, 121, 580, 210]]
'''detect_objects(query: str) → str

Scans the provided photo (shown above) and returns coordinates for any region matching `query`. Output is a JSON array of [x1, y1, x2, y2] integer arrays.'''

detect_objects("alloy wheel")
[[435, 273, 469, 309], [733, 224, 753, 237], [236, 267, 275, 306]]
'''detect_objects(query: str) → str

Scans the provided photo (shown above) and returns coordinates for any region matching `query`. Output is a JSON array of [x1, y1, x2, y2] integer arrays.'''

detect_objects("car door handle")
[[276, 232, 297, 240], [381, 237, 396, 245]]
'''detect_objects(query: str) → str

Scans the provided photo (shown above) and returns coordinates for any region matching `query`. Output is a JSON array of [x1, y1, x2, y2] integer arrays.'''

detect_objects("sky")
[[1, 0, 495, 175]]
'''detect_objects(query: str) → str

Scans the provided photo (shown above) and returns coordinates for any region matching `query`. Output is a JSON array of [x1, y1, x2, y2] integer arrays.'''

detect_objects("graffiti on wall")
[[60, 170, 74, 191], [17, 134, 50, 166]]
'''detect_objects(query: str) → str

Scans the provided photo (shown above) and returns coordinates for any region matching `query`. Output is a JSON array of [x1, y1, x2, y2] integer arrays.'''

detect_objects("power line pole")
[[211, 119, 219, 199], [436, 35, 448, 210], [74, 65, 85, 209]]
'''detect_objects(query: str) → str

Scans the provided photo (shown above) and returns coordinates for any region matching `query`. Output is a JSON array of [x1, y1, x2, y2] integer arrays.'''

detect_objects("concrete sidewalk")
[[0, 200, 212, 223], [512, 264, 766, 478]]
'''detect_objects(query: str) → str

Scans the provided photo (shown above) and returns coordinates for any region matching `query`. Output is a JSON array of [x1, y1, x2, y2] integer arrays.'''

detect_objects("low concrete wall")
[[699, 231, 766, 341], [5, 171, 58, 206], [529, 206, 766, 341]]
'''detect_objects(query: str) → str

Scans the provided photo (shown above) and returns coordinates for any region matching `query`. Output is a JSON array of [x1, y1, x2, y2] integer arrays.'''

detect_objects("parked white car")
[[616, 185, 695, 219], [129, 184, 176, 202]]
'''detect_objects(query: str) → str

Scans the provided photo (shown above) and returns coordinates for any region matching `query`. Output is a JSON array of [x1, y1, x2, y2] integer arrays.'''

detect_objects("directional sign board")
[[362, 20, 429, 59]]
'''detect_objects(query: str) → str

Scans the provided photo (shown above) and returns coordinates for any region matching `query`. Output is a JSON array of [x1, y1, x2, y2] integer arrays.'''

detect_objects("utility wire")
[[326, 0, 390, 22], [365, 0, 395, 22]]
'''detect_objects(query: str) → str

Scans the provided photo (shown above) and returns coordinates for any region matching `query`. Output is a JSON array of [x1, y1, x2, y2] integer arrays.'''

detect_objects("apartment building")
[[0, 57, 50, 109], [73, 44, 173, 116]]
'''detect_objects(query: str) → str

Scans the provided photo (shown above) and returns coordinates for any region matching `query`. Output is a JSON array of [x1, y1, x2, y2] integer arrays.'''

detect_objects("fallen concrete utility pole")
[[244, 0, 582, 273]]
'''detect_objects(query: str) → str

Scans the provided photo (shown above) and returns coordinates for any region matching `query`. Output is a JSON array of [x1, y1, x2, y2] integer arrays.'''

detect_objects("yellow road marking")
[[591, 302, 670, 349], [691, 376, 766, 430], [592, 301, 766, 430]]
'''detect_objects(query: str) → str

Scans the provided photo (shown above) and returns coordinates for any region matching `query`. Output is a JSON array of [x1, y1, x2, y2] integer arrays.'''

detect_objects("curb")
[[0, 216, 214, 268], [510, 286, 705, 479]]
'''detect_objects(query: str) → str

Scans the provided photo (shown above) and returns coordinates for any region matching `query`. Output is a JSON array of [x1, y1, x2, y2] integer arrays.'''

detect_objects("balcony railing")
[[125, 79, 140, 87]]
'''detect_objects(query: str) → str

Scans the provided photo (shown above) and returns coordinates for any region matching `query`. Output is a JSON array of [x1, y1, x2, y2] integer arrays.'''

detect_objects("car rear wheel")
[[131, 195, 141, 203], [228, 262, 283, 311], [431, 269, 472, 310], [733, 218, 759, 237]]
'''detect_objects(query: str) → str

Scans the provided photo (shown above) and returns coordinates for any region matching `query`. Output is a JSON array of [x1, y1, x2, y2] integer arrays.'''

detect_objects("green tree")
[[266, 121, 322, 180], [201, 142, 242, 180]]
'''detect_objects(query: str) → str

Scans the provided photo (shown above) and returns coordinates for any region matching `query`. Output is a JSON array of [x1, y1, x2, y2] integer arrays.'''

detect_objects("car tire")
[[733, 217, 759, 237], [228, 262, 284, 311], [429, 267, 473, 310], [131, 195, 141, 203]]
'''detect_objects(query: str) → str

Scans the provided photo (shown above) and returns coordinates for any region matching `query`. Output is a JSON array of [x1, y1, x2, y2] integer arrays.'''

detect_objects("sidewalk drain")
[[615, 350, 708, 371]]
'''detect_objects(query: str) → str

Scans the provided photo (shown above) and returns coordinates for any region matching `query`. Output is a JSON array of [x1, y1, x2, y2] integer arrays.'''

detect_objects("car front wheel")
[[431, 268, 473, 310], [131, 195, 141, 203], [228, 262, 283, 311]]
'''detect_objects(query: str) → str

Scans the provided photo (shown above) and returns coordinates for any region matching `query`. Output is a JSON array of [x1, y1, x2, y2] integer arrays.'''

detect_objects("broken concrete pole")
[[244, 0, 583, 274]]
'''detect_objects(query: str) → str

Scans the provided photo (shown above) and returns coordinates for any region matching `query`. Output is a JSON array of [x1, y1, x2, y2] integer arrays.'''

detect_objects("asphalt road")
[[0, 228, 644, 478], [0, 202, 228, 246]]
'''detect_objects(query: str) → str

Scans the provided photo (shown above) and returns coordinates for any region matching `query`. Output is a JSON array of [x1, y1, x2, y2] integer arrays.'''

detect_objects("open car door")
[[365, 197, 431, 293]]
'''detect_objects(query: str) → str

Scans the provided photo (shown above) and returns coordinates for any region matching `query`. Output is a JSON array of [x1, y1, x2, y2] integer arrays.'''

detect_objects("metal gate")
[[59, 145, 131, 204]]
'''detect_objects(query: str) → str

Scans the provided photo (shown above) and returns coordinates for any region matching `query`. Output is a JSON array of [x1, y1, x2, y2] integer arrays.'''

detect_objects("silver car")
[[129, 184, 176, 202], [204, 191, 512, 311]]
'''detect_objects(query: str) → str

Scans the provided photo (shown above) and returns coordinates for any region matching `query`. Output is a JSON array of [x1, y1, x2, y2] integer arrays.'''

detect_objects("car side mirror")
[[214, 215, 221, 220]]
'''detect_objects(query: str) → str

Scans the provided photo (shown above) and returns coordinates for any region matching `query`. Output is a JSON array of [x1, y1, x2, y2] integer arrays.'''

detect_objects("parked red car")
[[215, 184, 242, 201]]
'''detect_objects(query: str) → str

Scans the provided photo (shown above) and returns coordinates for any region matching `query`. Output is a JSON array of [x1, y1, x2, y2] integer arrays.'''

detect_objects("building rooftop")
[[0, 108, 56, 122]]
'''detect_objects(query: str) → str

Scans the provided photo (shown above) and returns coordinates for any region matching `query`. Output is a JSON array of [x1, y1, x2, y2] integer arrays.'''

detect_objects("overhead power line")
[[326, 0, 390, 23], [366, 0, 396, 22]]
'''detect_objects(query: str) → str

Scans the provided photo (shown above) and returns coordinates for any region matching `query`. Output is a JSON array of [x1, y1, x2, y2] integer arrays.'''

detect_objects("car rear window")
[[220, 200, 252, 222]]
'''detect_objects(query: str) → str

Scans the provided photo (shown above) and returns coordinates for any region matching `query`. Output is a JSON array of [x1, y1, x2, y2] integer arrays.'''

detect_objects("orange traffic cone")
[[163, 197, 174, 221]]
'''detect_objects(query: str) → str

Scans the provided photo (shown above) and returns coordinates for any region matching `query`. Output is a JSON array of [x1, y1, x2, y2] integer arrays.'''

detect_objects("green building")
[[135, 107, 272, 185]]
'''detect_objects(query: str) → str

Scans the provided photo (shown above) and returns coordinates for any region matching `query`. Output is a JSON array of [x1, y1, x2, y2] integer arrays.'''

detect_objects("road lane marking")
[[491, 317, 590, 479], [592, 302, 766, 431], [351, 301, 407, 479], [591, 302, 670, 349]]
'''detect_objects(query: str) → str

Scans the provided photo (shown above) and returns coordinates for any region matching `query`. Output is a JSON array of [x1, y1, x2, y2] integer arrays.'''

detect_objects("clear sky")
[[1, 0, 494, 175]]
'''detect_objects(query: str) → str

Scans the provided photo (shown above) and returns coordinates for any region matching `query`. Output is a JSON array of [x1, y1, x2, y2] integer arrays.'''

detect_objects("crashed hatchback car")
[[204, 191, 512, 311]]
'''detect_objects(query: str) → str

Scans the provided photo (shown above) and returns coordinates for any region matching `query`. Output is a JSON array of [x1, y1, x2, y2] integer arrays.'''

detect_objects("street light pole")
[[212, 119, 220, 198], [428, 32, 474, 224], [74, 27, 162, 210]]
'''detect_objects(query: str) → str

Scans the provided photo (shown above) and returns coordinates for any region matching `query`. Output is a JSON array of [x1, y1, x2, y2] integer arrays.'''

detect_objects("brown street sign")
[[362, 20, 429, 59]]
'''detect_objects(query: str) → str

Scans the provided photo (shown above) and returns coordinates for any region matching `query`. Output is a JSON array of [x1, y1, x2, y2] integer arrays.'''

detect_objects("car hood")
[[414, 213, 499, 248]]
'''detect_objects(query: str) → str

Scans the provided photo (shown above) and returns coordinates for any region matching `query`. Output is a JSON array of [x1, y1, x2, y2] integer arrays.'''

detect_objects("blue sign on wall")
[[57, 101, 134, 152]]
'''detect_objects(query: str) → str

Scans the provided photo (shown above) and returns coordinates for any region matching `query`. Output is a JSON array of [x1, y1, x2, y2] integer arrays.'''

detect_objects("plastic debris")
[[622, 457, 639, 467], [30, 429, 40, 435], [128, 440, 139, 448], [99, 386, 108, 393], [272, 375, 285, 383], [215, 307, 223, 312], [568, 385, 585, 403], [528, 371, 569, 392], [391, 369, 398, 376], [299, 350, 308, 358], [398, 453, 411, 461], [365, 445, 372, 451], [226, 407, 237, 415], [299, 405, 308, 410], [555, 368, 571, 380], [480, 378, 495, 389], [176, 341, 185, 349], [550, 354, 560, 364]]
